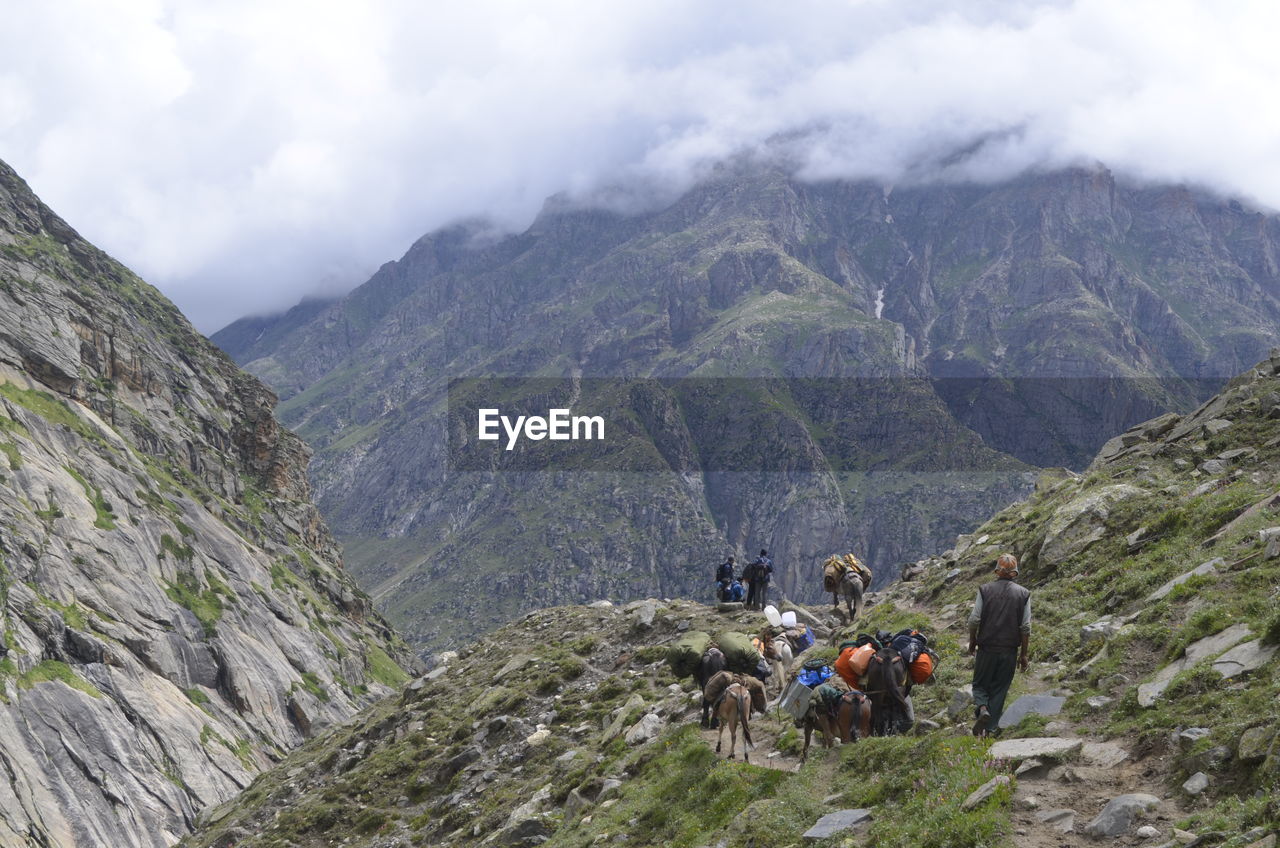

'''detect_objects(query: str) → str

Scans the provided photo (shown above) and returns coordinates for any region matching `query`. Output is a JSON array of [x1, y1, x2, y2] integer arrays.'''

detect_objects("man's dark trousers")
[[972, 648, 1018, 728]]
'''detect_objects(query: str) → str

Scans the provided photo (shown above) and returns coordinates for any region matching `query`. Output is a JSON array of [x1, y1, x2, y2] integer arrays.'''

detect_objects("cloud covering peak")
[[3, 0, 1278, 330]]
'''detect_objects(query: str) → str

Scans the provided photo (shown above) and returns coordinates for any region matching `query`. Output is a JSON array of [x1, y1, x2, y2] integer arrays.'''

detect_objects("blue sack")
[[794, 626, 816, 651], [797, 664, 833, 688]]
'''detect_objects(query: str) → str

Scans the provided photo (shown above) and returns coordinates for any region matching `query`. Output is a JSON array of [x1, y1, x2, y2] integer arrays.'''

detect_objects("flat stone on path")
[[1037, 809, 1076, 833], [1083, 793, 1160, 839], [803, 809, 872, 840], [989, 737, 1083, 763], [998, 694, 1065, 729], [1081, 741, 1130, 768]]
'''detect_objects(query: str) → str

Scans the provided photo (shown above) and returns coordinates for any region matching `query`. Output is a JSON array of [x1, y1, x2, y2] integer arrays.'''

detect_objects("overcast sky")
[[3, 0, 1279, 332]]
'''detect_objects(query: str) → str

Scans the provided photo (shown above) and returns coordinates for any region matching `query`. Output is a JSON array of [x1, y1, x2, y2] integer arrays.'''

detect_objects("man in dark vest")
[[967, 553, 1030, 737]]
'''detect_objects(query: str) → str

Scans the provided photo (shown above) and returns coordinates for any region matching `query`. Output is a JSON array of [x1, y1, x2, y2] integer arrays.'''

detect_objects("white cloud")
[[2, 0, 1279, 330]]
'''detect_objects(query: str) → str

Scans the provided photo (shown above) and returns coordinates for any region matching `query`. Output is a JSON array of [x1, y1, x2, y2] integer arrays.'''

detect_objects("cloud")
[[2, 0, 1279, 331]]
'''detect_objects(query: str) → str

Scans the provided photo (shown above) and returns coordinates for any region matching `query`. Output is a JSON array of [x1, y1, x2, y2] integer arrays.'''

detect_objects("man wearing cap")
[[967, 553, 1031, 737]]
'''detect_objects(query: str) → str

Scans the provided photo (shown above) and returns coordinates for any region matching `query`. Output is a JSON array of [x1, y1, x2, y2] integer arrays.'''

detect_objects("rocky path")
[[688, 597, 1214, 846], [994, 669, 1182, 848]]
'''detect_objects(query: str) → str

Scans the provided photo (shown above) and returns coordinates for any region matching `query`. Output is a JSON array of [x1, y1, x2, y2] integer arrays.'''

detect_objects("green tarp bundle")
[[666, 630, 712, 679]]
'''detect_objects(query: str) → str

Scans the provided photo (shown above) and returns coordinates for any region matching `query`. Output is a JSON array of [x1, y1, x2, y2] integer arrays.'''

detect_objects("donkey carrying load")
[[823, 554, 871, 622]]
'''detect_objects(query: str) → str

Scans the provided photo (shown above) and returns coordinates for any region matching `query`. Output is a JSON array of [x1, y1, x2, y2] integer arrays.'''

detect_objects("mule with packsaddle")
[[782, 628, 938, 762]]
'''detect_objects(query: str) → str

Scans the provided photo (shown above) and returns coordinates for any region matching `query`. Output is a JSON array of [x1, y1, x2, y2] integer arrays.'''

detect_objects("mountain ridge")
[[214, 164, 1280, 651], [0, 158, 417, 847]]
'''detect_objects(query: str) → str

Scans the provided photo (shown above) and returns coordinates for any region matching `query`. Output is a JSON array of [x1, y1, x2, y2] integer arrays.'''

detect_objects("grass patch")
[[164, 572, 225, 637], [65, 466, 116, 529], [0, 382, 105, 446], [554, 725, 788, 848], [836, 735, 1010, 848], [160, 533, 195, 563], [17, 660, 103, 699], [364, 643, 410, 688]]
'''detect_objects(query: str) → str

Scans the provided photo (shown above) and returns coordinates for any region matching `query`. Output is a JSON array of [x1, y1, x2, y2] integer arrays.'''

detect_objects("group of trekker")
[[714, 550, 774, 609], [706, 548, 1031, 749]]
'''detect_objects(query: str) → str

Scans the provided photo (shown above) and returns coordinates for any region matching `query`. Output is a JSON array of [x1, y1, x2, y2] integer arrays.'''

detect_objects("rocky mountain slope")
[[215, 165, 1280, 651], [0, 159, 416, 847], [184, 351, 1280, 848]]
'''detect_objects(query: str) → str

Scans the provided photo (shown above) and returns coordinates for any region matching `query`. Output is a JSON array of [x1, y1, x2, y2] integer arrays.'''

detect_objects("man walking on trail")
[[967, 553, 1030, 737], [745, 549, 773, 610]]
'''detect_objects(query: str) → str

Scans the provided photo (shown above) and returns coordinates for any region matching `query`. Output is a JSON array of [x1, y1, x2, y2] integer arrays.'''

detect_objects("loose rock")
[[961, 776, 1010, 811], [1083, 793, 1160, 839], [802, 809, 872, 840], [1181, 772, 1209, 796]]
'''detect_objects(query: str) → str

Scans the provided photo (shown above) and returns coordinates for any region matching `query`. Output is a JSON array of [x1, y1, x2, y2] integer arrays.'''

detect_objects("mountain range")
[[216, 164, 1280, 651]]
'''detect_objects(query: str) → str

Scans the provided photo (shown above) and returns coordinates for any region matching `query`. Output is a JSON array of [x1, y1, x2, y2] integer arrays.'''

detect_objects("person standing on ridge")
[[967, 553, 1030, 737], [745, 549, 773, 610], [715, 555, 736, 601]]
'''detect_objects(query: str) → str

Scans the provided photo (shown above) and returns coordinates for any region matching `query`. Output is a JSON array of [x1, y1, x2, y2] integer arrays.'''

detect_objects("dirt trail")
[[1002, 664, 1182, 847], [697, 712, 804, 773]]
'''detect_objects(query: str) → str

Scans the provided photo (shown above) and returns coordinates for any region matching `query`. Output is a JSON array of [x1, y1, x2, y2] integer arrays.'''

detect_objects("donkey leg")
[[716, 720, 724, 753]]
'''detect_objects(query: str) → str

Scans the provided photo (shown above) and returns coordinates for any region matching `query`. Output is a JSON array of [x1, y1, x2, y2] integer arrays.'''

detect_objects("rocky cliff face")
[[0, 159, 415, 847], [216, 165, 1280, 651]]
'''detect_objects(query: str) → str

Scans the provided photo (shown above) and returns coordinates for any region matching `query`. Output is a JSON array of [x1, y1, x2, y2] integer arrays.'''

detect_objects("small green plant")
[[163, 573, 223, 637]]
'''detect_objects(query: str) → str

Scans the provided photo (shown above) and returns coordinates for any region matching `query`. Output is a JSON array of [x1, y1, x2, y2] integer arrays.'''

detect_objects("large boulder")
[[1039, 486, 1144, 568]]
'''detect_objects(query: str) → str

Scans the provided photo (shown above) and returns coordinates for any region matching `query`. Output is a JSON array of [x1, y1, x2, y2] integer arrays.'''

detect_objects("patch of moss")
[[160, 533, 194, 563], [164, 572, 224, 637], [17, 660, 103, 699], [0, 382, 105, 446]]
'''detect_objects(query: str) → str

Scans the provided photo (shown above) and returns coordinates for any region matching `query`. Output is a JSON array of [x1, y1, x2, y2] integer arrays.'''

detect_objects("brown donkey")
[[800, 690, 873, 763], [714, 682, 755, 762]]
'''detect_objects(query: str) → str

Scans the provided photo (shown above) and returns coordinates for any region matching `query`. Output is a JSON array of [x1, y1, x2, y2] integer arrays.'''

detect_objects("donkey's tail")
[[737, 690, 754, 748]]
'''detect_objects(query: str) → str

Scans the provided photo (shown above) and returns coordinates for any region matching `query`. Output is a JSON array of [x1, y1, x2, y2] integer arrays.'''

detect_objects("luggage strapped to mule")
[[666, 630, 712, 679], [779, 678, 813, 723], [889, 629, 938, 684], [797, 657, 834, 688], [785, 624, 815, 653]]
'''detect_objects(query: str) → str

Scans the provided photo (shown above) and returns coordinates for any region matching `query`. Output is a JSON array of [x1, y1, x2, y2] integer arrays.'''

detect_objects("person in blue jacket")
[[715, 555, 736, 601]]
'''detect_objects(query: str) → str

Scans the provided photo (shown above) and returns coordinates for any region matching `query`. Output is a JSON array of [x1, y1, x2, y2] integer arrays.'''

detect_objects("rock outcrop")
[[0, 159, 416, 846]]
